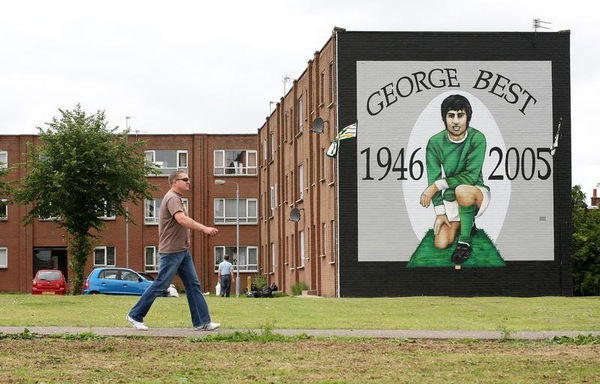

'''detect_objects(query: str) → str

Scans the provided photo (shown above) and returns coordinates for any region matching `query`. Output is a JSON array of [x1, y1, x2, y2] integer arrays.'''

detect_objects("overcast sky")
[[1, 0, 598, 202]]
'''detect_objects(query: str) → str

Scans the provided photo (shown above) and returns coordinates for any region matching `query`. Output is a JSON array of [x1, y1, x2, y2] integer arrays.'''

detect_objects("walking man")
[[127, 170, 220, 331], [217, 254, 234, 297]]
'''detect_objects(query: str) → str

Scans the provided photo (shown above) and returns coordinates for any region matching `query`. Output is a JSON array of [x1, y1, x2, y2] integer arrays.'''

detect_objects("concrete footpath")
[[1, 326, 599, 340]]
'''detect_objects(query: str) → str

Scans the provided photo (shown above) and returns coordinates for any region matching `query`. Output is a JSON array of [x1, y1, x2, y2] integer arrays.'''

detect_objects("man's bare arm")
[[174, 211, 218, 236]]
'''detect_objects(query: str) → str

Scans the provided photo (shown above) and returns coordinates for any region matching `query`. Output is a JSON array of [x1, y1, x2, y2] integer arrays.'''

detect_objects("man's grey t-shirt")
[[158, 190, 190, 254]]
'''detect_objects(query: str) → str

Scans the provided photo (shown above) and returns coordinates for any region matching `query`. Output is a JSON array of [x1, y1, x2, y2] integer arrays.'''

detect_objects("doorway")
[[33, 248, 68, 281]]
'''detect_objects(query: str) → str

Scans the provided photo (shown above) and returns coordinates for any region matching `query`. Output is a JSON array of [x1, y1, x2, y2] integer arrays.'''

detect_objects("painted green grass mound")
[[407, 229, 505, 268]]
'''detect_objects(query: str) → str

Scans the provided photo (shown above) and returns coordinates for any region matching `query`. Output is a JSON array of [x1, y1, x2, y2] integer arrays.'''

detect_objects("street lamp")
[[215, 179, 240, 297]]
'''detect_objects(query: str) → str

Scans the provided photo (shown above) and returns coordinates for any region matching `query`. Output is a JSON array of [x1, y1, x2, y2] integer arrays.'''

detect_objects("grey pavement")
[[1, 326, 599, 340]]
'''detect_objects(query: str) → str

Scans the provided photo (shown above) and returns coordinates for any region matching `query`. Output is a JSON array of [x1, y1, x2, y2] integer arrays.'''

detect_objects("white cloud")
[[1, 0, 598, 199]]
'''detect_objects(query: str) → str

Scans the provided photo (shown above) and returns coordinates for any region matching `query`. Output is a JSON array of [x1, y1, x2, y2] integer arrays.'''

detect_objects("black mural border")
[[336, 31, 572, 296]]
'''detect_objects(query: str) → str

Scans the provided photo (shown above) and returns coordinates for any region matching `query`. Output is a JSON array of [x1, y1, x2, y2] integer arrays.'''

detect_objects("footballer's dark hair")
[[441, 94, 472, 124]]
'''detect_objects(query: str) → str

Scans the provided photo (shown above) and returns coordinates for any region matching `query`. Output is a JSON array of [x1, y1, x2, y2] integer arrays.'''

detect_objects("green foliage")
[[0, 328, 40, 340], [550, 334, 600, 345], [50, 332, 106, 341], [571, 185, 600, 295], [253, 274, 268, 290], [187, 324, 312, 343], [12, 105, 157, 294], [291, 281, 309, 296]]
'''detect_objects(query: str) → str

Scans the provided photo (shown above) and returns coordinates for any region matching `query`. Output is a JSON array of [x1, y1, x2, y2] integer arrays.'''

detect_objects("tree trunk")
[[68, 234, 93, 295]]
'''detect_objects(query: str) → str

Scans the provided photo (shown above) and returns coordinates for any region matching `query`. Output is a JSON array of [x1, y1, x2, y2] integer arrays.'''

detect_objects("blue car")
[[83, 267, 157, 295]]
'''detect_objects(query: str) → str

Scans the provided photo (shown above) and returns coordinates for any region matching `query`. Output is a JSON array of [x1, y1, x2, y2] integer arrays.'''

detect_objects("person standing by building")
[[127, 170, 220, 331], [217, 254, 234, 297]]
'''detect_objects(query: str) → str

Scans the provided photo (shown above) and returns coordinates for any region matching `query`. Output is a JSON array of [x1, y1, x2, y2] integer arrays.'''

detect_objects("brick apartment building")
[[258, 30, 339, 297], [0, 133, 259, 294], [259, 28, 572, 297]]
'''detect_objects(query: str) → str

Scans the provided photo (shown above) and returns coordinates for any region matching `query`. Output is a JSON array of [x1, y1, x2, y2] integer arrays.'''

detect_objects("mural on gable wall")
[[356, 61, 554, 267]]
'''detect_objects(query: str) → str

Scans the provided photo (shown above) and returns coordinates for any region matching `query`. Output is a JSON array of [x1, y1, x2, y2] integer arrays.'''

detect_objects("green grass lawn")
[[1, 294, 598, 331], [1, 337, 599, 383]]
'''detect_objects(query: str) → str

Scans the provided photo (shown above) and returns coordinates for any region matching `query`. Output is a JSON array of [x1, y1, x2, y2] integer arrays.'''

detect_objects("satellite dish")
[[289, 207, 301, 222], [311, 117, 325, 133]]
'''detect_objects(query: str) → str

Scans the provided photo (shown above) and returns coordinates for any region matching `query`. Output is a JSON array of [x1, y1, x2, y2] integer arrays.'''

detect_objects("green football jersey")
[[425, 126, 489, 207]]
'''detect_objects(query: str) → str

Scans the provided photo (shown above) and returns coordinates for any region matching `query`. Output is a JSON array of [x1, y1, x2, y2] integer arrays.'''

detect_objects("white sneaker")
[[126, 314, 148, 331], [195, 322, 220, 331]]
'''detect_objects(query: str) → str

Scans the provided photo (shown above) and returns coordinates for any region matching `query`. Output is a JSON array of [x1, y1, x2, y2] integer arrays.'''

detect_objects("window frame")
[[145, 246, 159, 272], [299, 230, 305, 267], [214, 198, 258, 225], [0, 247, 7, 268], [145, 149, 189, 176], [144, 198, 161, 225], [93, 246, 116, 266], [213, 149, 258, 176], [214, 245, 258, 272], [0, 151, 7, 169], [0, 199, 7, 221], [297, 96, 304, 133]]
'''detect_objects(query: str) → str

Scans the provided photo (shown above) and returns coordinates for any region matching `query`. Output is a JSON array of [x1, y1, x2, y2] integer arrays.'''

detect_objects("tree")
[[571, 185, 600, 295], [13, 105, 157, 294]]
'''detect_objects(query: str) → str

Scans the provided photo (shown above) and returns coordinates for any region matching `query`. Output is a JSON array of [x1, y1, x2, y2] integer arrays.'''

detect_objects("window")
[[320, 148, 327, 181], [329, 61, 334, 104], [269, 185, 277, 215], [0, 247, 7, 268], [38, 202, 60, 222], [94, 246, 115, 266], [298, 164, 304, 200], [330, 219, 336, 262], [320, 72, 325, 105], [0, 199, 7, 221], [98, 269, 118, 279], [145, 198, 162, 225], [99, 200, 115, 220], [214, 198, 258, 224], [177, 150, 188, 168], [270, 131, 275, 160], [145, 246, 159, 272], [145, 150, 188, 176], [214, 150, 257, 175], [299, 231, 305, 267], [0, 151, 7, 169], [214, 246, 258, 272], [322, 222, 327, 255], [271, 242, 276, 272], [297, 97, 304, 133], [145, 197, 187, 224]]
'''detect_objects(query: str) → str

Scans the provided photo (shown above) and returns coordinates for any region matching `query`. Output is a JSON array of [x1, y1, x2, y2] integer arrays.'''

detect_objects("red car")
[[32, 270, 68, 295]]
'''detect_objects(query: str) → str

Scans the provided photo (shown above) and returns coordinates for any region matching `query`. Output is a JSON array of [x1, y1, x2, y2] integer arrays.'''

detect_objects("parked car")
[[83, 267, 161, 295], [32, 269, 68, 295]]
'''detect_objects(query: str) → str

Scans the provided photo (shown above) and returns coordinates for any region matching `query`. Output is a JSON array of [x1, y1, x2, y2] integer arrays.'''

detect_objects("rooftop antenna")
[[283, 75, 292, 95], [533, 18, 551, 32], [125, 116, 134, 131]]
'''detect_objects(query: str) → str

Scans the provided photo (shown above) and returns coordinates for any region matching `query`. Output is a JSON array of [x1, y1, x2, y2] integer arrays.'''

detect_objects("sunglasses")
[[176, 178, 190, 182]]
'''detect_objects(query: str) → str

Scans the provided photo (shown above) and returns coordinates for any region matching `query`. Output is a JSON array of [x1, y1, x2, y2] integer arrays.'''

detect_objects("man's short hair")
[[224, 255, 230, 261], [441, 94, 472, 124], [168, 170, 187, 185]]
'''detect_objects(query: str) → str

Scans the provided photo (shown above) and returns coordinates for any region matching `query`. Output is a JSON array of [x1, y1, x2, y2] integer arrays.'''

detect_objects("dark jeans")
[[220, 275, 231, 297], [128, 249, 211, 327]]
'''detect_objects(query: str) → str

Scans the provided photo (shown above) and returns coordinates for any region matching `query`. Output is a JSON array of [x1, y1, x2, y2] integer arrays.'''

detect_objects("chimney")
[[592, 188, 600, 207]]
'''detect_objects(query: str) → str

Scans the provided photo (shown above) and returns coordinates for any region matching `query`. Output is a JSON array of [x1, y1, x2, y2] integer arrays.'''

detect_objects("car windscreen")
[[37, 271, 61, 281]]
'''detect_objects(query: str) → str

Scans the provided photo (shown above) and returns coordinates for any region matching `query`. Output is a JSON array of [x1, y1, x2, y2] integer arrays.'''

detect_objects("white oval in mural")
[[402, 91, 510, 242]]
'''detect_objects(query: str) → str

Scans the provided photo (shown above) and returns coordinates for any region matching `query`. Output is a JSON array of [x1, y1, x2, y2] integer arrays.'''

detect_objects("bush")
[[291, 281, 309, 296], [253, 274, 268, 291]]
